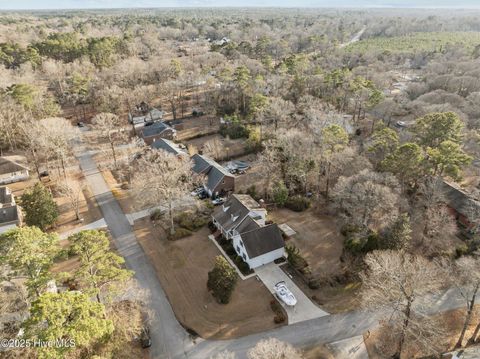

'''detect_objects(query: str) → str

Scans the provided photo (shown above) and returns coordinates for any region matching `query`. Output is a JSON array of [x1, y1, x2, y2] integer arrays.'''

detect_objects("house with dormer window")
[[212, 194, 285, 269]]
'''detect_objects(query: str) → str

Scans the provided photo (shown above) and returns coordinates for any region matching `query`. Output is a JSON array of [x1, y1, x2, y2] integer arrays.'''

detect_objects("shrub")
[[285, 244, 308, 270], [272, 181, 289, 207], [344, 230, 380, 255], [168, 228, 192, 241], [150, 208, 164, 221], [246, 185, 258, 200], [225, 244, 236, 256], [238, 261, 250, 273], [285, 195, 310, 212], [274, 313, 287, 324], [308, 278, 321, 289], [234, 255, 243, 265], [455, 244, 469, 258], [175, 211, 209, 231], [219, 236, 228, 246], [219, 122, 250, 139]]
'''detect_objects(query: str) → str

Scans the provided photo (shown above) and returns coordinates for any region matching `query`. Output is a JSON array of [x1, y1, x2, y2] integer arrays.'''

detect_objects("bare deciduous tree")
[[131, 149, 193, 234], [93, 112, 128, 169], [203, 137, 225, 160], [360, 250, 444, 358], [57, 180, 84, 221]]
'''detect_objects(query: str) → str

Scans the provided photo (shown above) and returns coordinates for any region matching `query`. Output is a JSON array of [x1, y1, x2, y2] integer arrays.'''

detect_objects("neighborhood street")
[[73, 136, 193, 359]]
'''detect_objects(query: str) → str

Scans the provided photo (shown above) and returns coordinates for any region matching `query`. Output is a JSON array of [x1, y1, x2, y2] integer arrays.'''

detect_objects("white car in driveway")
[[274, 281, 297, 306]]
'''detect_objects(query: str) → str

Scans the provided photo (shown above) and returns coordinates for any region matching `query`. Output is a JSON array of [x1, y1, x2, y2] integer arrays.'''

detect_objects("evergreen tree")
[[69, 230, 133, 303], [20, 182, 58, 230], [24, 291, 113, 359], [207, 256, 238, 304], [0, 226, 59, 297]]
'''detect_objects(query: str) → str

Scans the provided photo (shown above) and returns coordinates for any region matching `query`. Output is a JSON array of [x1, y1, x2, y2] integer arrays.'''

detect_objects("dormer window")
[[231, 214, 239, 222], [223, 205, 230, 212]]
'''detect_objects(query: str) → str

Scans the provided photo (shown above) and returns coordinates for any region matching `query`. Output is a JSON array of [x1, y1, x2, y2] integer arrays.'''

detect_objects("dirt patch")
[[304, 345, 335, 359], [269, 208, 360, 313], [134, 217, 285, 339], [185, 133, 248, 160]]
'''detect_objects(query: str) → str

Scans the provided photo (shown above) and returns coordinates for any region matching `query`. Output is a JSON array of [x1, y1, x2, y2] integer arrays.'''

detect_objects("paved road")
[[187, 286, 466, 359], [256, 263, 329, 324], [73, 138, 192, 359]]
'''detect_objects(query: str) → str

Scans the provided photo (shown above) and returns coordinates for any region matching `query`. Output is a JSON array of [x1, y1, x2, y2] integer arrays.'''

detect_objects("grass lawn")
[[134, 217, 285, 339]]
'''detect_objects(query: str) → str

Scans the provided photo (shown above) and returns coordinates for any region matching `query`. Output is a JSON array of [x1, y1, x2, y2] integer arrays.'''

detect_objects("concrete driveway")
[[255, 263, 329, 324]]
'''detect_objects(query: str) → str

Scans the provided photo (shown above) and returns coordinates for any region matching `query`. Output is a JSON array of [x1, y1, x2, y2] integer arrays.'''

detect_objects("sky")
[[1, 0, 480, 10]]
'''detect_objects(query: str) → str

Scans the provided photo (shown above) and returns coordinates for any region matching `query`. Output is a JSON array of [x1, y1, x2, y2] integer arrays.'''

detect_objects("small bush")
[[168, 228, 192, 241], [274, 313, 286, 324], [219, 236, 228, 246], [175, 211, 209, 231], [308, 278, 321, 289], [285, 195, 311, 212], [455, 244, 469, 258], [246, 185, 258, 200], [150, 209, 164, 221], [219, 123, 249, 139], [238, 261, 250, 273], [225, 244, 236, 256]]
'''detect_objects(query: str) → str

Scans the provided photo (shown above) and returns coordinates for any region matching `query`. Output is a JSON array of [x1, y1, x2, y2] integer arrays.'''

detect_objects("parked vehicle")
[[77, 121, 85, 127], [395, 121, 407, 128], [274, 281, 297, 307], [140, 327, 152, 348], [211, 197, 225, 206], [198, 190, 208, 200], [191, 187, 204, 196]]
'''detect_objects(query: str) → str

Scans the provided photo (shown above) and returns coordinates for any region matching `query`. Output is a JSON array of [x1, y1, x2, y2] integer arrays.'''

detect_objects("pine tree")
[[207, 256, 238, 304], [20, 182, 58, 230]]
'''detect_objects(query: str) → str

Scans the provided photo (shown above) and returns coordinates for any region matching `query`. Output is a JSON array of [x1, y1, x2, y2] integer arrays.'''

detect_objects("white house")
[[0, 186, 21, 234], [0, 157, 29, 185], [212, 194, 285, 269]]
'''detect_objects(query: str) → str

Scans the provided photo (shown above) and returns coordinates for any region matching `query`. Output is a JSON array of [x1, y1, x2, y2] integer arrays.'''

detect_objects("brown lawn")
[[185, 133, 248, 160], [134, 217, 285, 339], [269, 208, 360, 313]]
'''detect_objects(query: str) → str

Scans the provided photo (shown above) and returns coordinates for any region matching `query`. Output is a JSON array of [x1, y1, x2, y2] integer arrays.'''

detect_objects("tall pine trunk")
[[456, 283, 479, 348]]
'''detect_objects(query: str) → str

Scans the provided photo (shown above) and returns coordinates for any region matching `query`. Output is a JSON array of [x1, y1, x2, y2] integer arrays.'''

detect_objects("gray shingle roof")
[[441, 180, 480, 220], [239, 224, 284, 259], [213, 194, 261, 232], [141, 122, 172, 138], [0, 158, 28, 176], [192, 154, 234, 193], [151, 138, 185, 156]]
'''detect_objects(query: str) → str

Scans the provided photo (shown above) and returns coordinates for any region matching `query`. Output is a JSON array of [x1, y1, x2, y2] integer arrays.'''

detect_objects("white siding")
[[232, 234, 285, 269], [0, 170, 29, 185], [247, 248, 285, 269]]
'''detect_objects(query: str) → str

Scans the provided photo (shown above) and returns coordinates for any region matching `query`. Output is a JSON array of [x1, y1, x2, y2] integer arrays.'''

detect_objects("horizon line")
[[1, 6, 480, 11]]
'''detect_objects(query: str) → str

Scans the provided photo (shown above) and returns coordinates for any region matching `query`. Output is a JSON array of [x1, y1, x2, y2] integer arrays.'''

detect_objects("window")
[[242, 253, 246, 260], [236, 246, 241, 253], [239, 240, 244, 247], [222, 180, 225, 184]]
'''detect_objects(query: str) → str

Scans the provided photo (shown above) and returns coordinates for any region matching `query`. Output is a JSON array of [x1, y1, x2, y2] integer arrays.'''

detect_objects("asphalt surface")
[[74, 138, 192, 359]]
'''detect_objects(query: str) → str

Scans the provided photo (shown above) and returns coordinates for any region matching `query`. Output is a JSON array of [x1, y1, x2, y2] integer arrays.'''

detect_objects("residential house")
[[0, 186, 21, 233], [141, 122, 176, 145], [0, 157, 29, 185], [192, 154, 234, 198], [128, 107, 164, 125], [441, 180, 480, 232], [151, 138, 187, 157], [212, 194, 285, 269]]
